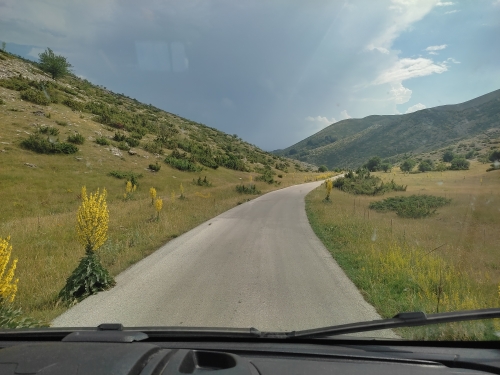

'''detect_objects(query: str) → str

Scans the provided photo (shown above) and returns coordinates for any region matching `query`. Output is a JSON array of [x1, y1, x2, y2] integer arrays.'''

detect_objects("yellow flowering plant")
[[325, 179, 333, 201], [150, 187, 157, 205], [76, 186, 109, 254], [0, 236, 18, 304], [59, 186, 115, 303], [155, 198, 163, 220]]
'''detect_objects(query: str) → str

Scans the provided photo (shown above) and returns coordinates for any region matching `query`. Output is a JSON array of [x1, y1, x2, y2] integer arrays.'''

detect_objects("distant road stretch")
[[54, 179, 396, 338]]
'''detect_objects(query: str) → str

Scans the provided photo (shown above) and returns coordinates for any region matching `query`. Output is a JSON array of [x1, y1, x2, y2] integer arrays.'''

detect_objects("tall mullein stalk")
[[155, 198, 163, 221], [59, 186, 115, 303], [0, 236, 18, 304], [150, 187, 157, 205]]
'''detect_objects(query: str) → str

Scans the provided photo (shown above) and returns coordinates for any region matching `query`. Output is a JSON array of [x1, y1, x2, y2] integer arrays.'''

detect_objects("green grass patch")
[[369, 195, 451, 218], [67, 133, 85, 145]]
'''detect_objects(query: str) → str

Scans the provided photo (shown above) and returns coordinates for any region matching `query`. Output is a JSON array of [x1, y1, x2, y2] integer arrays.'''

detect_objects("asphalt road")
[[53, 180, 396, 338]]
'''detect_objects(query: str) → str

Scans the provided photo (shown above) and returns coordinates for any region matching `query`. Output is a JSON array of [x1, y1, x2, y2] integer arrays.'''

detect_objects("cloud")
[[445, 10, 459, 14], [340, 110, 351, 120], [405, 103, 426, 113], [425, 44, 447, 52], [305, 116, 336, 125], [373, 57, 447, 85], [436, 1, 454, 5], [446, 57, 460, 64], [27, 47, 45, 59], [389, 82, 413, 104], [366, 0, 436, 52]]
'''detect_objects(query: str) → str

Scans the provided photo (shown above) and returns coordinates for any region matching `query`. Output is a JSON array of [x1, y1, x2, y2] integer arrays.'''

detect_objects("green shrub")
[[450, 157, 470, 170], [380, 163, 392, 172], [164, 154, 201, 172], [96, 137, 110, 146], [465, 150, 476, 159], [20, 134, 78, 154], [55, 120, 68, 126], [38, 125, 59, 136], [126, 137, 140, 147], [318, 165, 328, 172], [442, 150, 455, 162], [62, 98, 85, 111], [418, 159, 434, 172], [0, 76, 31, 91], [113, 132, 127, 142], [400, 159, 416, 172], [108, 171, 142, 186], [489, 150, 500, 162], [193, 176, 212, 187], [67, 132, 85, 145], [0, 98, 4, 105], [236, 184, 260, 194], [369, 195, 451, 218], [142, 141, 163, 154], [20, 88, 50, 105], [116, 141, 130, 151], [148, 162, 161, 172], [333, 169, 406, 195]]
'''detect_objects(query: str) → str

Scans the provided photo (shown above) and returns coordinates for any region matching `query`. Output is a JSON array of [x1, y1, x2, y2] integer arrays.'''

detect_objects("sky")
[[1, 0, 499, 151]]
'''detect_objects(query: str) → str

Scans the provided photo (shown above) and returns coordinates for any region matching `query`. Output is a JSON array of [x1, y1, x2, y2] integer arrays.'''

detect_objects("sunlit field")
[[306, 162, 500, 340]]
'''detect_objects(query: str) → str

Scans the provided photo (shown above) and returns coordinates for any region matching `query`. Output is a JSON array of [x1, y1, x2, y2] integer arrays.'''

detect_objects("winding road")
[[53, 180, 395, 338]]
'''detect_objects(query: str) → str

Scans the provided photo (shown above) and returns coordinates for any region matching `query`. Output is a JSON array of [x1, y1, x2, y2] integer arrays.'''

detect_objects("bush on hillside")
[[20, 88, 50, 106], [418, 159, 434, 172], [20, 134, 78, 154], [442, 150, 455, 162], [400, 159, 416, 173], [96, 137, 110, 146], [369, 195, 451, 218], [333, 169, 406, 195], [67, 133, 85, 145], [236, 184, 260, 194], [450, 157, 470, 170]]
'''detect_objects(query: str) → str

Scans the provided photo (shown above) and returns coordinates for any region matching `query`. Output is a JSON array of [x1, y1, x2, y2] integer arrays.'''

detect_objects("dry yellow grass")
[[306, 163, 500, 339]]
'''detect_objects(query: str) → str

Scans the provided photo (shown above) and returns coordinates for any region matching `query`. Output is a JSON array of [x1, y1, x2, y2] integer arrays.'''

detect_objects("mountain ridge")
[[275, 88, 500, 168]]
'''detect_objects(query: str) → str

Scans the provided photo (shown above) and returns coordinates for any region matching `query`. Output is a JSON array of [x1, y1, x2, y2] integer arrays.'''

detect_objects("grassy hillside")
[[275, 89, 500, 169], [0, 49, 328, 323]]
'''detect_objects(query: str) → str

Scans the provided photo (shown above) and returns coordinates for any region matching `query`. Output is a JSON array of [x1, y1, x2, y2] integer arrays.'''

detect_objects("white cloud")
[[436, 1, 454, 6], [373, 58, 447, 85], [305, 116, 336, 125], [425, 44, 447, 51], [446, 57, 460, 64], [27, 47, 45, 59], [405, 103, 426, 113], [365, 0, 436, 52], [340, 110, 351, 120], [445, 9, 459, 14], [389, 82, 413, 104]]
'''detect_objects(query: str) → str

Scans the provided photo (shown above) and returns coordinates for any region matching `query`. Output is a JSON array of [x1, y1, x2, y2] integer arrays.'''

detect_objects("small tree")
[[489, 150, 500, 162], [59, 187, 115, 303], [442, 150, 455, 162], [400, 159, 416, 173], [380, 163, 392, 172], [318, 165, 328, 173], [418, 159, 434, 172], [450, 157, 470, 170], [38, 48, 72, 80], [365, 156, 381, 172]]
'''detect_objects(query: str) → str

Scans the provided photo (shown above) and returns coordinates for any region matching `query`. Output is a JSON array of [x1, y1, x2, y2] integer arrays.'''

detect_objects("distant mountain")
[[274, 89, 500, 168]]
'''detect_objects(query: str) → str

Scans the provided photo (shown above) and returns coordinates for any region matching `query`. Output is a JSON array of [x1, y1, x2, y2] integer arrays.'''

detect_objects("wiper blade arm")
[[262, 308, 500, 339]]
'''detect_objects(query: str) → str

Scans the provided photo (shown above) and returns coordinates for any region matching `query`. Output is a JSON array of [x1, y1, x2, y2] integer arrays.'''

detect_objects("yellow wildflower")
[[0, 236, 18, 303], [150, 187, 157, 205], [76, 186, 109, 253]]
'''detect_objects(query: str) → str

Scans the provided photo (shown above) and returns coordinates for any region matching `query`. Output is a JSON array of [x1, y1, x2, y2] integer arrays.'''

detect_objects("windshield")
[[0, 0, 499, 341]]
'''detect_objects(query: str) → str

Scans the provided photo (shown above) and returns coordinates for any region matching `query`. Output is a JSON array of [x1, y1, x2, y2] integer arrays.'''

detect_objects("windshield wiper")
[[261, 308, 500, 339]]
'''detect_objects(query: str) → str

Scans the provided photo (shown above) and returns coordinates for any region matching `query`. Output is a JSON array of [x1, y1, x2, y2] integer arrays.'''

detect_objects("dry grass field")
[[306, 162, 500, 340]]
